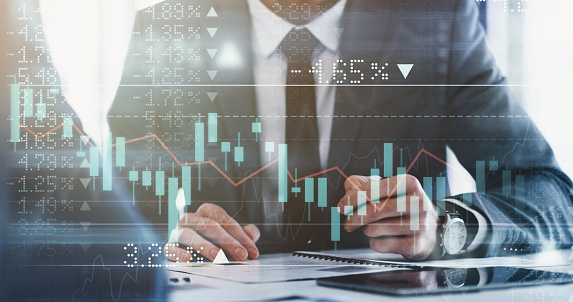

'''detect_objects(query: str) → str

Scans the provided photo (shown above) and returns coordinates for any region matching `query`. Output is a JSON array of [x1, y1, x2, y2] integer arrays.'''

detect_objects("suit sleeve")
[[444, 0, 573, 257]]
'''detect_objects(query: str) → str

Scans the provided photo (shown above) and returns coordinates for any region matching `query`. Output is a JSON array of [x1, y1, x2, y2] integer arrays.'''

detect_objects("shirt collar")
[[247, 0, 346, 58]]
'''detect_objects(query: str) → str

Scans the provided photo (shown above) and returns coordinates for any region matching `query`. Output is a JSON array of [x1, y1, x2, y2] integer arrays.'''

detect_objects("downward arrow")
[[80, 221, 91, 232], [397, 64, 414, 79], [207, 92, 218, 102], [207, 70, 218, 80], [207, 27, 218, 38]]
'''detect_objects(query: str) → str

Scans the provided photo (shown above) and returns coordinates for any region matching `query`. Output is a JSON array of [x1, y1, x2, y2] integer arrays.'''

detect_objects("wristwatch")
[[440, 211, 467, 256], [441, 268, 468, 288]]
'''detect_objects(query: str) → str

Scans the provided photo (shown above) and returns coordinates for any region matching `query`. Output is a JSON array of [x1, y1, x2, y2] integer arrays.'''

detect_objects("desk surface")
[[167, 250, 573, 302]]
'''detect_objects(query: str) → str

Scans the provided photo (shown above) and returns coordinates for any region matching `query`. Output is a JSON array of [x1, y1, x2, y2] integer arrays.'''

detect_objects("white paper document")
[[168, 248, 572, 284], [168, 254, 405, 283]]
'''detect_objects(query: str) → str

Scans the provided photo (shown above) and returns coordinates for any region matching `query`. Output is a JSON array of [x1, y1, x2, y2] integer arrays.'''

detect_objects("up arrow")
[[80, 201, 91, 211], [213, 249, 229, 264], [397, 64, 414, 79], [207, 7, 218, 17], [80, 159, 90, 168]]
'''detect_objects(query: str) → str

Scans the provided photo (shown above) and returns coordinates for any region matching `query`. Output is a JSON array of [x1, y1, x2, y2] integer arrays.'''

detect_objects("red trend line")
[[20, 122, 63, 139], [20, 122, 96, 147], [72, 123, 95, 147], [18, 122, 533, 227]]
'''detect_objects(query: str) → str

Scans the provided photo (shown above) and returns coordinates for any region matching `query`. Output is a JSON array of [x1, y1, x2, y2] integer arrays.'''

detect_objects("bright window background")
[[38, 0, 573, 190], [488, 0, 573, 178], [39, 0, 159, 146]]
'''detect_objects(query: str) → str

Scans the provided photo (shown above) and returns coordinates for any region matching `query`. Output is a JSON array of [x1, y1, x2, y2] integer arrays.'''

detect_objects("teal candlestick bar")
[[182, 166, 191, 206], [168, 178, 179, 242], [318, 178, 327, 208], [195, 122, 204, 161], [116, 137, 125, 167], [305, 178, 314, 203], [208, 113, 217, 143], [384, 143, 393, 177], [63, 117, 73, 138], [436, 177, 446, 216], [129, 170, 138, 182], [89, 147, 99, 177], [357, 191, 367, 216], [396, 167, 407, 212], [331, 207, 340, 242], [142, 171, 152, 187], [155, 171, 165, 196], [370, 168, 380, 203], [103, 133, 112, 191], [23, 88, 33, 117], [278, 144, 288, 204], [11, 84, 20, 143]]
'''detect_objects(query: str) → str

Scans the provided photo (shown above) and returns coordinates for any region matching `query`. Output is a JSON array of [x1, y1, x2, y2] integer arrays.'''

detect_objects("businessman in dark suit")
[[109, 0, 573, 262]]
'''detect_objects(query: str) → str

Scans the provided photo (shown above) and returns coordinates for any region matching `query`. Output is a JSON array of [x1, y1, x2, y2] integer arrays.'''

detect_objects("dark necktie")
[[279, 28, 322, 245]]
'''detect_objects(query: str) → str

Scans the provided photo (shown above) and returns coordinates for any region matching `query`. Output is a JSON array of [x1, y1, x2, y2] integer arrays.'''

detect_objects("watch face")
[[444, 268, 468, 288], [443, 218, 467, 255]]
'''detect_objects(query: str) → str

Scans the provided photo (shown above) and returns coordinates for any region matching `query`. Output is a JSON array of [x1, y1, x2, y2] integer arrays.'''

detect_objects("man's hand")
[[165, 203, 260, 262], [337, 175, 440, 260]]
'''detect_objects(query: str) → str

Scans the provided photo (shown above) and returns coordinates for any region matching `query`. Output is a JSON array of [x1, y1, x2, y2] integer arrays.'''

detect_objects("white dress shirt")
[[246, 0, 346, 235], [248, 0, 346, 171]]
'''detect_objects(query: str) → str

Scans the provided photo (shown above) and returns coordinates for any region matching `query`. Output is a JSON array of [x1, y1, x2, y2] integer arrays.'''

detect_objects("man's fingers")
[[176, 228, 220, 261], [243, 224, 261, 243], [362, 218, 417, 237], [338, 174, 423, 209], [195, 204, 259, 260], [193, 218, 249, 261], [344, 175, 371, 193], [178, 216, 248, 261], [216, 216, 259, 259], [343, 196, 402, 232], [242, 225, 260, 259], [369, 235, 434, 260], [344, 194, 432, 232]]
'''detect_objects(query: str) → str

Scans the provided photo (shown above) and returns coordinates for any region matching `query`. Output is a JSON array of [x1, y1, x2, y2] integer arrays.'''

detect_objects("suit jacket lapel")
[[328, 0, 390, 171], [205, 0, 260, 180]]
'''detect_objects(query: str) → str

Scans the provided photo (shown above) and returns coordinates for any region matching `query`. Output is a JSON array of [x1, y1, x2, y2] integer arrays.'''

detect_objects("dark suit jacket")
[[109, 0, 573, 255]]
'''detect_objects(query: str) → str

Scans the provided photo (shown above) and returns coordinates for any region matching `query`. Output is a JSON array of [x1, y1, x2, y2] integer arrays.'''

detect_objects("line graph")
[[16, 121, 533, 227], [19, 122, 347, 186], [73, 254, 136, 302], [72, 241, 163, 302]]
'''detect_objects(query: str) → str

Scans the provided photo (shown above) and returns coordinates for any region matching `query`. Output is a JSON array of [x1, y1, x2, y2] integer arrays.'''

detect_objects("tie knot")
[[278, 28, 320, 63]]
